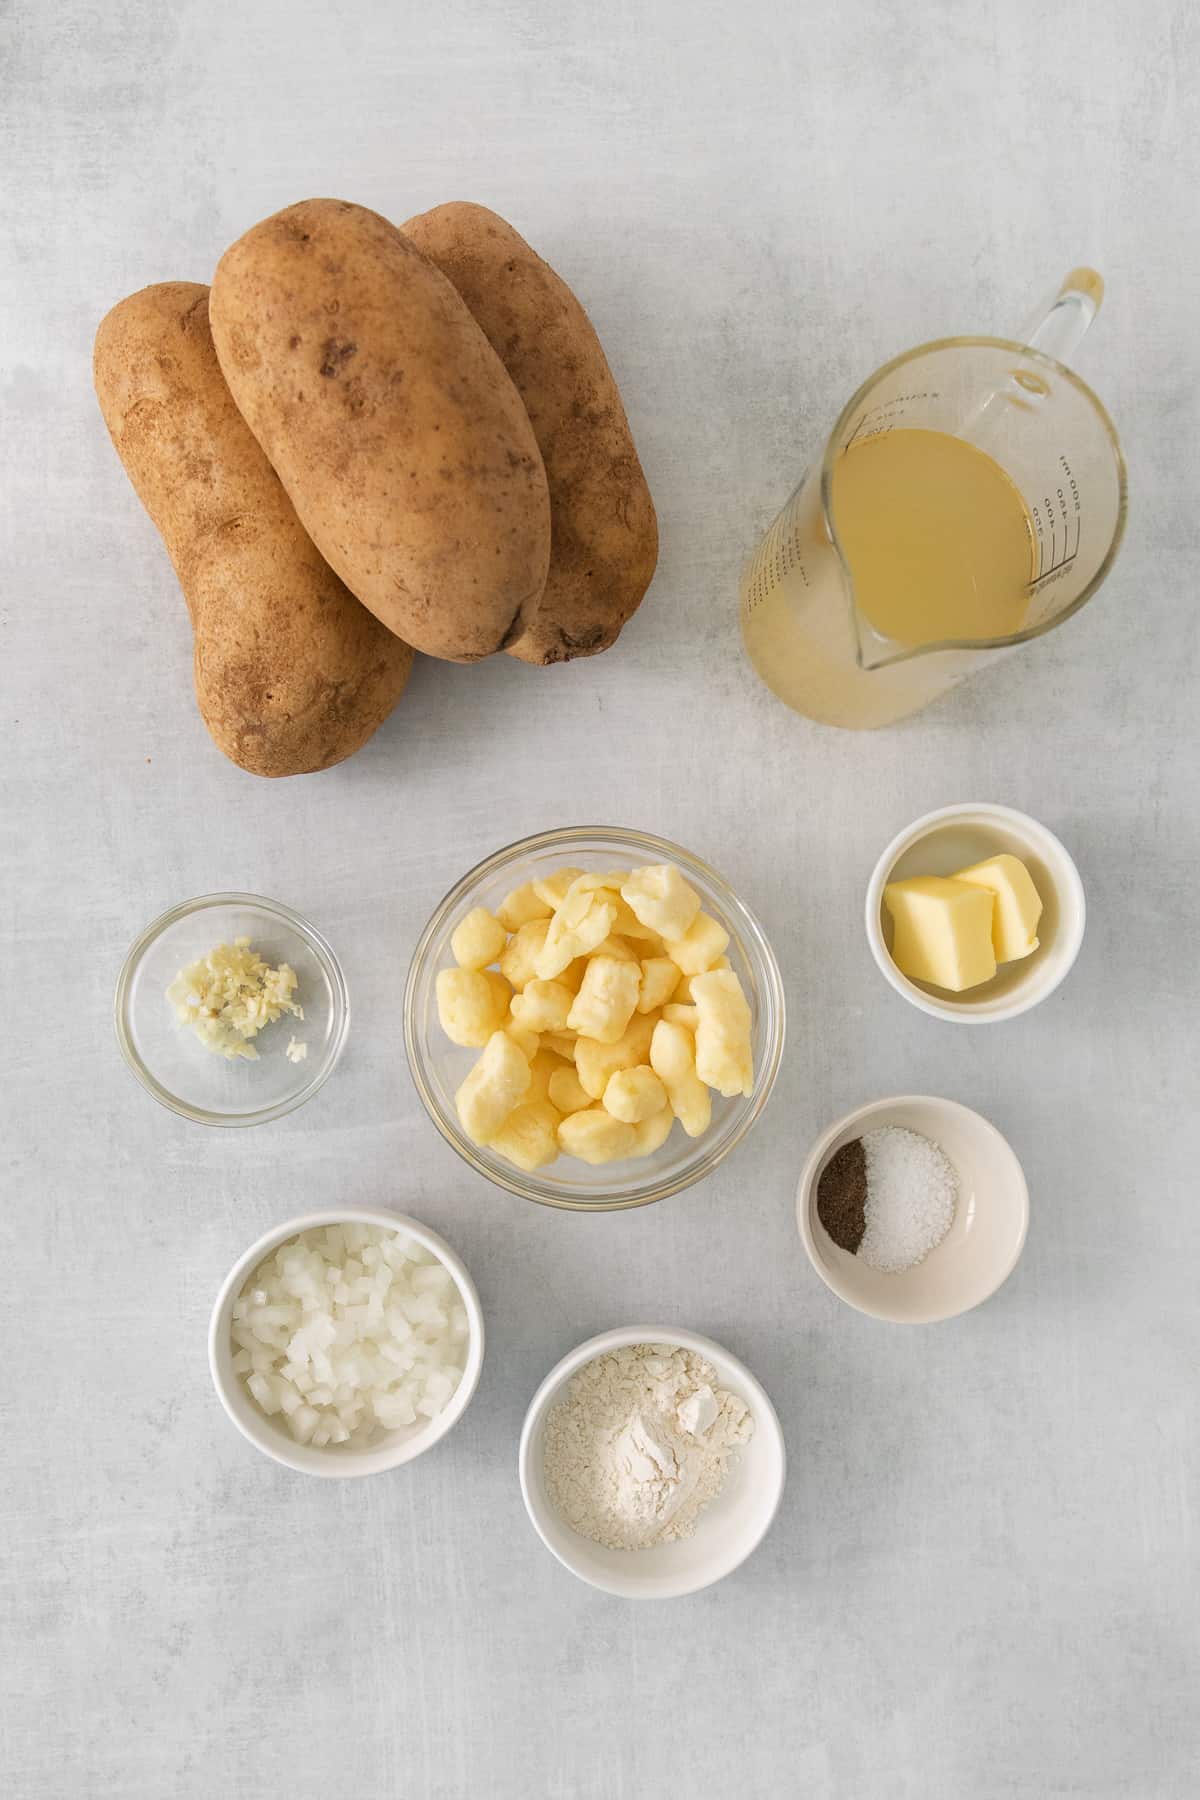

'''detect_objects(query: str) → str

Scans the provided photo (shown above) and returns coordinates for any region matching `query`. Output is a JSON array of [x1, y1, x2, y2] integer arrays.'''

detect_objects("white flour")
[[542, 1343, 754, 1550]]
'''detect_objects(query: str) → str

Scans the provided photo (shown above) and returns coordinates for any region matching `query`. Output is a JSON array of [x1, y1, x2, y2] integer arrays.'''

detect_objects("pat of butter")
[[883, 876, 997, 993], [951, 854, 1042, 962]]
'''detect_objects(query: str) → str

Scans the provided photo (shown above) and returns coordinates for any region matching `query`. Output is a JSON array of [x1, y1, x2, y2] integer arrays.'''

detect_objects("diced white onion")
[[231, 1226, 467, 1450]]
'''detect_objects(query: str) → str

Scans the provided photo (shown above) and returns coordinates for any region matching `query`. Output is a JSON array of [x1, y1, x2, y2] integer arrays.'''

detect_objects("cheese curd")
[[666, 912, 730, 978], [490, 1100, 561, 1172], [649, 1019, 712, 1139], [574, 1011, 657, 1099], [589, 933, 639, 963], [509, 978, 575, 1034], [504, 1023, 541, 1061], [455, 1030, 532, 1144], [620, 865, 701, 943], [566, 955, 641, 1045], [536, 893, 616, 980], [500, 918, 552, 990], [636, 957, 680, 1014], [631, 1105, 675, 1156], [435, 967, 512, 1048], [602, 1065, 668, 1124], [691, 968, 753, 1099], [434, 858, 756, 1176], [496, 882, 552, 931], [547, 1065, 593, 1114], [671, 957, 730, 1004], [450, 906, 508, 971], [557, 1108, 637, 1165], [532, 867, 585, 910], [527, 1048, 567, 1103]]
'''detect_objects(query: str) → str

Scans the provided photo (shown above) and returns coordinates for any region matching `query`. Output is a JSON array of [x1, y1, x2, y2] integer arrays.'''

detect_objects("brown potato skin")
[[94, 283, 413, 777], [401, 202, 658, 665], [209, 199, 551, 663]]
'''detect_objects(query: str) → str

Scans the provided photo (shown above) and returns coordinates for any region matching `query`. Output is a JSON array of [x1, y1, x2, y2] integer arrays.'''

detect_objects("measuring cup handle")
[[1018, 267, 1104, 366]]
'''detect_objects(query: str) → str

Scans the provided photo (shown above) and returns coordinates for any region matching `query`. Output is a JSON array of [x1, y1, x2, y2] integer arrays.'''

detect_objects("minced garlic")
[[166, 937, 303, 1060]]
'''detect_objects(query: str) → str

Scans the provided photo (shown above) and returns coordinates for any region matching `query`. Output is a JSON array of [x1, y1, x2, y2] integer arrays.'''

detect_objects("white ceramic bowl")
[[797, 1096, 1029, 1323], [519, 1325, 786, 1598], [209, 1207, 485, 1477], [865, 804, 1086, 1023]]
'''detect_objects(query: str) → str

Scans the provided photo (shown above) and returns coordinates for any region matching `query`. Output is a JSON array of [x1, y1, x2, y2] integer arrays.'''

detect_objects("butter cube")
[[951, 854, 1042, 963], [883, 877, 996, 993]]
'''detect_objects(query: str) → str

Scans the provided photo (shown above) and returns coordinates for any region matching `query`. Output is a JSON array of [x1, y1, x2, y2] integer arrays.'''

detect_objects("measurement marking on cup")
[[1029, 511, 1080, 588], [1030, 549, 1077, 589], [1030, 461, 1082, 588]]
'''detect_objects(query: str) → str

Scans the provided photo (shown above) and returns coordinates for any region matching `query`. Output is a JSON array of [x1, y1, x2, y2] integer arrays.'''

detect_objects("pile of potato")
[[93, 200, 657, 777], [435, 862, 755, 1174]]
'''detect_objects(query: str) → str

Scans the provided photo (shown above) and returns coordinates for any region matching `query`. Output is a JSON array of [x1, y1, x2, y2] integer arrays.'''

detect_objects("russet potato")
[[93, 281, 412, 777], [402, 202, 658, 665], [210, 199, 552, 663]]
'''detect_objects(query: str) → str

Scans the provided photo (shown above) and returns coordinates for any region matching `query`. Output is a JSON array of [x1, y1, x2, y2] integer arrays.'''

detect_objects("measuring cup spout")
[[1018, 267, 1104, 366]]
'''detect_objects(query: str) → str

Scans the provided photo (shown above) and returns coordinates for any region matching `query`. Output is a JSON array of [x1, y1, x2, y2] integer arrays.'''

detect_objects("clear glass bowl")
[[115, 893, 349, 1126], [404, 828, 786, 1210]]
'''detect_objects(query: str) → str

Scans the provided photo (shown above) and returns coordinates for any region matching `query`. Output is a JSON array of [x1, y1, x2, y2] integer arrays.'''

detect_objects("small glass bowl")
[[404, 827, 786, 1211], [115, 893, 349, 1126]]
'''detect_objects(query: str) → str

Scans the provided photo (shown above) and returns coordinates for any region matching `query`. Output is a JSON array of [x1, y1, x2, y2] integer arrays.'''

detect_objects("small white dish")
[[209, 1207, 484, 1477], [797, 1095, 1029, 1324], [865, 803, 1086, 1023], [518, 1325, 786, 1598]]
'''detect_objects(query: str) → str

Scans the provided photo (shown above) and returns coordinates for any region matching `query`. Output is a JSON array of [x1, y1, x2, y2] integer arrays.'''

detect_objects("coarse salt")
[[858, 1125, 957, 1273]]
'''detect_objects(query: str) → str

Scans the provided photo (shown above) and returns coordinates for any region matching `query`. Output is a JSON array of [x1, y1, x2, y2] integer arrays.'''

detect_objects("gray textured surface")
[[3, 1, 1198, 1795]]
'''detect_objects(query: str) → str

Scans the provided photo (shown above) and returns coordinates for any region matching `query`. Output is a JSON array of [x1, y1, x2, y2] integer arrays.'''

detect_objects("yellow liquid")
[[830, 428, 1034, 646]]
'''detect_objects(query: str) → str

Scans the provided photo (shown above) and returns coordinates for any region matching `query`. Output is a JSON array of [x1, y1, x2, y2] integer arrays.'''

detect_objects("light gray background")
[[3, 1, 1197, 1795]]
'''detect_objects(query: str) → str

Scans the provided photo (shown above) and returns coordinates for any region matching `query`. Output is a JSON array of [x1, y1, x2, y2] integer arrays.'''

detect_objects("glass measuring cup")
[[740, 271, 1127, 729]]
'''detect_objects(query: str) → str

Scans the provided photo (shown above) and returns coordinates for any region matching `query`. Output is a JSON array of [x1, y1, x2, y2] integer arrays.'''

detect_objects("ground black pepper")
[[816, 1137, 868, 1252]]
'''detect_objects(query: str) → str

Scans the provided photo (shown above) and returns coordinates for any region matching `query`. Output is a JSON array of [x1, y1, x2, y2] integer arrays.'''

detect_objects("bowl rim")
[[403, 826, 786, 1211], [114, 890, 351, 1126], [208, 1205, 485, 1478], [796, 1094, 1030, 1323], [864, 803, 1087, 1023], [518, 1323, 787, 1598]]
